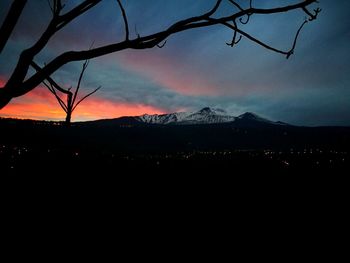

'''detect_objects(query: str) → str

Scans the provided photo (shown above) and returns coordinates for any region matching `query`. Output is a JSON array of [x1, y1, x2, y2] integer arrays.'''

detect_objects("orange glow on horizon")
[[0, 86, 164, 121]]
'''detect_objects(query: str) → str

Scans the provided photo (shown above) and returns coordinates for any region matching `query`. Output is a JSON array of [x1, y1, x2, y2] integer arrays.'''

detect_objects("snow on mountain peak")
[[137, 108, 283, 125], [180, 107, 234, 124], [198, 107, 227, 114]]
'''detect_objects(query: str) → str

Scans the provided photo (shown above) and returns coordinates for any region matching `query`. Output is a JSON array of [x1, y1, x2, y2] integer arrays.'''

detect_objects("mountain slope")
[[137, 107, 285, 126]]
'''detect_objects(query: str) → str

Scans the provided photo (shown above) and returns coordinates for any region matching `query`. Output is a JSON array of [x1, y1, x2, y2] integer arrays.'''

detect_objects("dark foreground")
[[1, 118, 350, 176], [1, 144, 349, 176]]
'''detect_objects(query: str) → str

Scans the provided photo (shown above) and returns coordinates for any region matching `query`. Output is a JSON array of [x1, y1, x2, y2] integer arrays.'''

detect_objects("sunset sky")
[[1, 0, 349, 125]]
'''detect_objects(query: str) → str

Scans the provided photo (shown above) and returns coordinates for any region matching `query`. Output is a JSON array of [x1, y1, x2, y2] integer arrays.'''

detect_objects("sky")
[[0, 0, 349, 126]]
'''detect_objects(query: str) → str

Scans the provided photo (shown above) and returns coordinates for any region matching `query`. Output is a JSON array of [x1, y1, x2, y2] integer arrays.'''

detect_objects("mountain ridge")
[[136, 107, 286, 126]]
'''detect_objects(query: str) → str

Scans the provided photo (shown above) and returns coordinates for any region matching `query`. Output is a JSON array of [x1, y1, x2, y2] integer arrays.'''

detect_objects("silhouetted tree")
[[31, 60, 100, 125], [0, 0, 321, 109]]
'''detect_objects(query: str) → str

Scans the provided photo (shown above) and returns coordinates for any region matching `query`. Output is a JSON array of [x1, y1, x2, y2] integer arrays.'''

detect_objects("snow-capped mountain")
[[138, 107, 235, 125], [138, 111, 191, 124], [182, 107, 236, 124], [137, 107, 286, 125]]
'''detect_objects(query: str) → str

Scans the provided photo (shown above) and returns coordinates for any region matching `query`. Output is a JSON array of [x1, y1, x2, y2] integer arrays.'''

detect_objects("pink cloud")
[[117, 50, 221, 96]]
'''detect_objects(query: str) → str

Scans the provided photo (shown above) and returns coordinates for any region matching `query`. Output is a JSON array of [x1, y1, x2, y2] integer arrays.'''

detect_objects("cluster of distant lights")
[[0, 145, 29, 170], [264, 149, 347, 155], [118, 149, 348, 167], [263, 149, 347, 166], [0, 144, 81, 170], [0, 144, 348, 170]]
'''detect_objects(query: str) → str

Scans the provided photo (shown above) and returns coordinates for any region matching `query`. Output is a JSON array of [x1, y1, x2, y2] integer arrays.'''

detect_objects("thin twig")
[[135, 24, 140, 38], [220, 18, 309, 59], [286, 20, 308, 58], [302, 6, 322, 21], [47, 0, 54, 14], [226, 19, 242, 47], [30, 61, 70, 94], [42, 80, 68, 112], [72, 86, 101, 112], [205, 0, 222, 17], [116, 0, 129, 41], [72, 59, 89, 106]]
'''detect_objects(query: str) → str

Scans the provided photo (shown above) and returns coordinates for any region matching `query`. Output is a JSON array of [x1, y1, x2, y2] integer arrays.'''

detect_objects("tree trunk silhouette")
[[65, 93, 73, 126], [0, 0, 320, 110], [65, 111, 72, 125]]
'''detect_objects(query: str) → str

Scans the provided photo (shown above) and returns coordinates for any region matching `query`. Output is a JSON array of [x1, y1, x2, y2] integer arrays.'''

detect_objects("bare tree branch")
[[50, 0, 65, 17], [56, 0, 101, 31], [303, 6, 322, 21], [116, 0, 129, 41], [47, 0, 54, 14], [72, 60, 89, 106], [32, 61, 69, 112], [286, 20, 308, 59], [227, 0, 252, 24], [227, 0, 244, 11], [226, 19, 242, 47], [205, 0, 223, 17], [72, 86, 101, 113], [0, 0, 27, 54], [30, 61, 70, 94], [221, 18, 308, 59], [42, 80, 68, 113], [134, 24, 141, 38]]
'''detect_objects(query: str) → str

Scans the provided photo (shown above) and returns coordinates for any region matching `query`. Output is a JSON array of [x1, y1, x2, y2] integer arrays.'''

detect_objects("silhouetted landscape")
[[1, 111, 349, 175], [1, 1, 349, 178]]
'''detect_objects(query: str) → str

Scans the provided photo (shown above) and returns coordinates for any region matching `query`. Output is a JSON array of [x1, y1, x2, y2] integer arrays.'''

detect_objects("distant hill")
[[1, 112, 350, 153]]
